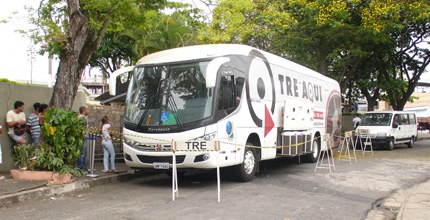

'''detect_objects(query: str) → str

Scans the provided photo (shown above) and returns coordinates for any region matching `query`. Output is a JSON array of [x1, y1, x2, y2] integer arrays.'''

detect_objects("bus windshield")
[[124, 61, 213, 128], [360, 113, 392, 126]]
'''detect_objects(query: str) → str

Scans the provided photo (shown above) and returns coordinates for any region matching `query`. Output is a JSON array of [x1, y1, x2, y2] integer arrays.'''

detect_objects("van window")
[[409, 114, 416, 124], [361, 113, 392, 126], [393, 114, 401, 126], [400, 114, 409, 125]]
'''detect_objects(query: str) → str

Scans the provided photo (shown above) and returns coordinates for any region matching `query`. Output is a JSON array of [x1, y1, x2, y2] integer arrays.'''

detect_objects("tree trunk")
[[50, 55, 85, 108], [360, 87, 380, 112], [49, 1, 113, 108]]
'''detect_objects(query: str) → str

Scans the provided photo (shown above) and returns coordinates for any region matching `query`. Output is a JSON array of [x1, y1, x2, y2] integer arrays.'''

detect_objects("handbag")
[[14, 124, 26, 136]]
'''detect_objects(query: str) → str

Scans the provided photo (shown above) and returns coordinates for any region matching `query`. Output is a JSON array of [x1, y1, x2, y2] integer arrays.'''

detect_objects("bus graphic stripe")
[[246, 49, 276, 127]]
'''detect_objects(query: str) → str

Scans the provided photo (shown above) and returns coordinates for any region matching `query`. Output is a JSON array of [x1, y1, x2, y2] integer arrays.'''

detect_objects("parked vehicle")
[[356, 111, 418, 150], [109, 44, 341, 181]]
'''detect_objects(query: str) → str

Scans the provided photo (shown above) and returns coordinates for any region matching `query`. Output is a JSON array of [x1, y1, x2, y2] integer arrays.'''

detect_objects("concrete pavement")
[[1, 133, 430, 219], [0, 162, 143, 208]]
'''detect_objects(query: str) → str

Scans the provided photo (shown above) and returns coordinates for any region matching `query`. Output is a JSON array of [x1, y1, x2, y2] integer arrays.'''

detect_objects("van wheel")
[[407, 137, 414, 148], [235, 146, 257, 182], [387, 138, 394, 151], [303, 137, 320, 163]]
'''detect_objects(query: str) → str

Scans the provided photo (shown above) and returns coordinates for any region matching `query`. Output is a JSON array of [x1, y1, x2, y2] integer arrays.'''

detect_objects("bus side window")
[[218, 75, 234, 110], [216, 67, 245, 120], [235, 77, 245, 106]]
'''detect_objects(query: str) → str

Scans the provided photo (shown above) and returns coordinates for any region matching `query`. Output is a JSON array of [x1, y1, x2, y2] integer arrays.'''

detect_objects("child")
[[101, 116, 117, 173]]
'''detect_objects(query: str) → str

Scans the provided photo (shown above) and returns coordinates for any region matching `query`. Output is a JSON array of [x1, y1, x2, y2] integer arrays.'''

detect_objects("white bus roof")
[[136, 44, 338, 85]]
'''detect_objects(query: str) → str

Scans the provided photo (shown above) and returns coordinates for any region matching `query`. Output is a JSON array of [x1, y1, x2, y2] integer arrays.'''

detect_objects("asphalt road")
[[2, 140, 430, 220]]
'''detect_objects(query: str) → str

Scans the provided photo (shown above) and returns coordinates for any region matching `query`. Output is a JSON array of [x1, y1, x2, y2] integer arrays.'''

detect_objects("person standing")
[[27, 102, 41, 148], [38, 103, 49, 126], [77, 106, 89, 170], [352, 115, 361, 129], [101, 116, 117, 173], [6, 101, 27, 145]]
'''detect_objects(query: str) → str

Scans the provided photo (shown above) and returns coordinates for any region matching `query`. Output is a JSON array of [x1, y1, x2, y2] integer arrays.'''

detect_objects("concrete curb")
[[0, 171, 141, 208]]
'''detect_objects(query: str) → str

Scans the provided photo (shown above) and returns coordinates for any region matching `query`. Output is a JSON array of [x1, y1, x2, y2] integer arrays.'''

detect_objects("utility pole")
[[27, 45, 36, 84]]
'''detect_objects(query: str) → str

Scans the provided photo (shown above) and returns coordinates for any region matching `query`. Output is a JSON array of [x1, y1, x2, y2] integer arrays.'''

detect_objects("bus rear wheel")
[[235, 146, 257, 182], [303, 137, 320, 163]]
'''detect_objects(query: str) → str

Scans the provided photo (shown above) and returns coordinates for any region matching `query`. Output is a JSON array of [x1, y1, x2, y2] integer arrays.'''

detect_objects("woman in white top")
[[101, 116, 117, 173]]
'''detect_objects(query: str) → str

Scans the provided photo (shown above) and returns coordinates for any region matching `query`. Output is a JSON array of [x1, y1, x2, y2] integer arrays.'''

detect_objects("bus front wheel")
[[235, 146, 257, 182]]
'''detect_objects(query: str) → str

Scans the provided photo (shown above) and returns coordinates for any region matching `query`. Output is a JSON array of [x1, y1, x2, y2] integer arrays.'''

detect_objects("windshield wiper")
[[137, 93, 157, 129], [137, 78, 164, 129]]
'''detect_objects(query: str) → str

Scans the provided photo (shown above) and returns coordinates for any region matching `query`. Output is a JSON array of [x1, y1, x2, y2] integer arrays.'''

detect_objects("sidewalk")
[[396, 180, 430, 220], [1, 135, 430, 217], [0, 162, 143, 208], [367, 179, 430, 220], [365, 133, 430, 220]]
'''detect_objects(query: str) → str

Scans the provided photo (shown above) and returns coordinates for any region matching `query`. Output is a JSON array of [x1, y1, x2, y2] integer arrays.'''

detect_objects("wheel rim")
[[243, 150, 256, 174], [312, 140, 318, 158]]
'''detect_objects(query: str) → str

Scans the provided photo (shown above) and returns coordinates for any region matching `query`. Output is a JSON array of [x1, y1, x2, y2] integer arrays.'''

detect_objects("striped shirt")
[[27, 113, 40, 138]]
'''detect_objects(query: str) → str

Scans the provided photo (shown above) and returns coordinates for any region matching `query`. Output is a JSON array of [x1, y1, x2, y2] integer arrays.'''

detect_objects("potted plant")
[[10, 144, 54, 181]]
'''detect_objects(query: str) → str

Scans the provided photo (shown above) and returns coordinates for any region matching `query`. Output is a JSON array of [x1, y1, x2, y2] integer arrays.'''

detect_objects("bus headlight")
[[203, 153, 210, 161]]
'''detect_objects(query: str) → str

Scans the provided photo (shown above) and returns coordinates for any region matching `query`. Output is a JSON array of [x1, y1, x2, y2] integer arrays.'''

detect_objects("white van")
[[356, 111, 418, 150]]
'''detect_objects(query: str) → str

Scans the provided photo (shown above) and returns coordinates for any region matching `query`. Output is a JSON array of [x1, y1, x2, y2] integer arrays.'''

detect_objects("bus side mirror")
[[205, 57, 230, 88], [109, 66, 135, 96]]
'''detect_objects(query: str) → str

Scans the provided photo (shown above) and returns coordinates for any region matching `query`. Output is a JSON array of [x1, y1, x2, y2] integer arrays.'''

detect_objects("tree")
[[307, 0, 430, 110], [28, 0, 167, 108], [89, 2, 204, 78], [89, 32, 136, 78], [378, 2, 430, 110], [204, 0, 430, 111]]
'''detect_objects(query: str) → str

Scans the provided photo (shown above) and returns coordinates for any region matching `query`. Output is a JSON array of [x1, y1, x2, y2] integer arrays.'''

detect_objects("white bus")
[[109, 44, 341, 181]]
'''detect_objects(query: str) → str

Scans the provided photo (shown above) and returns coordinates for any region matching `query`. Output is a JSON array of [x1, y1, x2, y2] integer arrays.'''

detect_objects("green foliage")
[[23, 0, 171, 108], [13, 144, 35, 169], [89, 2, 204, 77], [0, 78, 21, 84], [13, 108, 86, 176], [204, 0, 430, 111], [36, 108, 86, 175]]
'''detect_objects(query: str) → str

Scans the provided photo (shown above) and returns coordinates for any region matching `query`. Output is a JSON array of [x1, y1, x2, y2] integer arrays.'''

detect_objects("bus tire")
[[303, 137, 320, 163], [407, 137, 414, 148], [235, 146, 257, 182]]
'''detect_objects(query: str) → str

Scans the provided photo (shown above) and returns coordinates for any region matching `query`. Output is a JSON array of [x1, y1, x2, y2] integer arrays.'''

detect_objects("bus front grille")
[[136, 155, 186, 164]]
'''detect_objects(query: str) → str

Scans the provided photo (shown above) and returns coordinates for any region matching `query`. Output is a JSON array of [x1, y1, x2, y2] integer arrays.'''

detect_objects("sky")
[[0, 0, 56, 85], [0, 0, 428, 86]]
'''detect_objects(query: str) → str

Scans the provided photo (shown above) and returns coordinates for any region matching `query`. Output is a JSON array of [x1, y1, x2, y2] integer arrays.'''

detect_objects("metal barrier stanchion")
[[172, 141, 221, 202], [86, 133, 98, 178]]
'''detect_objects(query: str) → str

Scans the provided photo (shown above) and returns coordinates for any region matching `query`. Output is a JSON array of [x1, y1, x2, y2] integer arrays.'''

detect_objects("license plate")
[[153, 162, 170, 169]]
